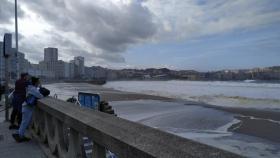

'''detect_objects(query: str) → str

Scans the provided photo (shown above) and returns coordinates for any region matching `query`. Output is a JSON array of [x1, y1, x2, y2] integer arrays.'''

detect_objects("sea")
[[104, 80, 280, 110], [45, 80, 280, 158]]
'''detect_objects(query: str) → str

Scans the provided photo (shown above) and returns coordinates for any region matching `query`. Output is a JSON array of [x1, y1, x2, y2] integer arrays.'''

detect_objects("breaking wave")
[[105, 80, 280, 110]]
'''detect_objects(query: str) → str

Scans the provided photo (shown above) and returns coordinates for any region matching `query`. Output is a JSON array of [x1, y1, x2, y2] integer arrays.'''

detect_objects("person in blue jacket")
[[12, 77, 44, 142]]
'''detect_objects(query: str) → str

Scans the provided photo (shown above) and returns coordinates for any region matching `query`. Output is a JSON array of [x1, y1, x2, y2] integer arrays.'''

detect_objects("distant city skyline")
[[0, 42, 86, 80], [0, 0, 279, 71]]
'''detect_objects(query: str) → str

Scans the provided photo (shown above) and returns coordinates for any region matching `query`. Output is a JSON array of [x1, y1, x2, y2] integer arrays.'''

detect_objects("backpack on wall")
[[39, 87, 50, 97]]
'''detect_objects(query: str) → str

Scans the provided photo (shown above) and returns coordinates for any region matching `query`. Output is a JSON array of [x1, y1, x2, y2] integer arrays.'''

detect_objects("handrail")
[[30, 97, 243, 158]]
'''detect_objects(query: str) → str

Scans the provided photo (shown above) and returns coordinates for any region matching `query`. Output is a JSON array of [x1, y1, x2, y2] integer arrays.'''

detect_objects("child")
[[12, 77, 44, 142]]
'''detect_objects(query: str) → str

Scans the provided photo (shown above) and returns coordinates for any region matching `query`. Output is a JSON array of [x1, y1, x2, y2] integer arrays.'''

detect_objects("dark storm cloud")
[[73, 2, 157, 52], [22, 0, 157, 63], [0, 0, 25, 24]]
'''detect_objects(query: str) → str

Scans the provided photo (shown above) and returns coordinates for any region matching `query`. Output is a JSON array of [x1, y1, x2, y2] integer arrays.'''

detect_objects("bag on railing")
[[39, 87, 50, 97]]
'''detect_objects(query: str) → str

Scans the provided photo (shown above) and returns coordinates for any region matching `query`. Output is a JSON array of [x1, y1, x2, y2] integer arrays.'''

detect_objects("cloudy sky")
[[0, 0, 279, 71]]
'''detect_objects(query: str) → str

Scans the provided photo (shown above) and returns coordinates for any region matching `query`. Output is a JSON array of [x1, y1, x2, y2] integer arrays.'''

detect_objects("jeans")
[[18, 106, 33, 137]]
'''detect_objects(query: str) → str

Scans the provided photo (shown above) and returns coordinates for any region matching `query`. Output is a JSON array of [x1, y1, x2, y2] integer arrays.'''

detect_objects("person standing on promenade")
[[9, 73, 30, 129], [12, 77, 45, 142]]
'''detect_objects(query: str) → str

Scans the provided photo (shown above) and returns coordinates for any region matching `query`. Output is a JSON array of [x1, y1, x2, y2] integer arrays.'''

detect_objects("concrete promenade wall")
[[30, 97, 243, 158]]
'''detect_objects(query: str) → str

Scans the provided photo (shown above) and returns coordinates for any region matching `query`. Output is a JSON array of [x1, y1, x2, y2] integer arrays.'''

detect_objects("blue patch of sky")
[[124, 22, 280, 71]]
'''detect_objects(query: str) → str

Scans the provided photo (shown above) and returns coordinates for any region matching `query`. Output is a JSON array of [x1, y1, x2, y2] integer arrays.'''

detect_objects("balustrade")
[[30, 97, 242, 158]]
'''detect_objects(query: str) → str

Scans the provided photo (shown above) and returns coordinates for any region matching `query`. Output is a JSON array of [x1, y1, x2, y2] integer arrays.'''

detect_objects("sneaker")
[[20, 136, 31, 142], [9, 125, 19, 130], [12, 134, 31, 143]]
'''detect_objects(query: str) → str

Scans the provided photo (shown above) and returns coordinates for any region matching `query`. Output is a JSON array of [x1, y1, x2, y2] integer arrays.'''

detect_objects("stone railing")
[[30, 97, 243, 158]]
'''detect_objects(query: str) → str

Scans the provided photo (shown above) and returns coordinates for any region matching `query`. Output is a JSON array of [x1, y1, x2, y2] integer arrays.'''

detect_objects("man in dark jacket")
[[9, 73, 30, 129]]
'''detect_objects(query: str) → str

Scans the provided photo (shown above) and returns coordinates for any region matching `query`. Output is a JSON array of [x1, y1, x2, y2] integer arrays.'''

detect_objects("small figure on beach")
[[12, 77, 49, 142], [9, 73, 30, 130]]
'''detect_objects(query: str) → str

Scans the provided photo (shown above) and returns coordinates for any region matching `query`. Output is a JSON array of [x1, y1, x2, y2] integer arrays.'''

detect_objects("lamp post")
[[15, 0, 19, 79], [3, 34, 12, 122]]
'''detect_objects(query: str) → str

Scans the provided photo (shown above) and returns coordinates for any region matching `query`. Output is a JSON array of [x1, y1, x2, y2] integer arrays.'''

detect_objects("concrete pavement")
[[0, 110, 46, 158]]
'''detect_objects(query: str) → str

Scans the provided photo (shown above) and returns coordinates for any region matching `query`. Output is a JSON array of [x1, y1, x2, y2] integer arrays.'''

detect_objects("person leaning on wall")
[[9, 73, 30, 130]]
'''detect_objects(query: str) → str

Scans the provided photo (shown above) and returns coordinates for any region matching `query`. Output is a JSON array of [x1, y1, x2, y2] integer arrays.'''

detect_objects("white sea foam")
[[105, 80, 280, 110]]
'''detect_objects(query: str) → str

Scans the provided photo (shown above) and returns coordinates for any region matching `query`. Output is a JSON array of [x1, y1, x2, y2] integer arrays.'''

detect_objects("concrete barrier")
[[31, 97, 243, 158]]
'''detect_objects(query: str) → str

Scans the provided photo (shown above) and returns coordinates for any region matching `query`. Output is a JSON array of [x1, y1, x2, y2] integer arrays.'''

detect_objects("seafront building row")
[[0, 42, 85, 80]]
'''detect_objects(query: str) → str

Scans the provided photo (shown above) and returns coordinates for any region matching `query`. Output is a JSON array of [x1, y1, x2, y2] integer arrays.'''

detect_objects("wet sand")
[[98, 90, 174, 101], [229, 116, 280, 143], [203, 106, 280, 143]]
